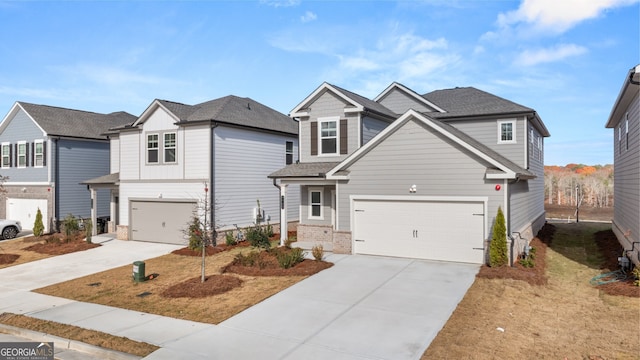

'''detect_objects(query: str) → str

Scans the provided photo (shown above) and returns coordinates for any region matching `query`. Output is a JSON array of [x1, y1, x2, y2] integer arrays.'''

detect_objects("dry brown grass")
[[0, 313, 159, 357], [423, 222, 640, 360], [0, 236, 52, 269], [34, 245, 313, 324]]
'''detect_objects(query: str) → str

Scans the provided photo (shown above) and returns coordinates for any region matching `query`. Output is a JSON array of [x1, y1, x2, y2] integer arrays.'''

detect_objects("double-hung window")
[[1, 143, 9, 168], [147, 134, 159, 163], [164, 132, 176, 163], [320, 119, 338, 154], [34, 140, 44, 167], [17, 142, 26, 168], [498, 120, 515, 144], [285, 141, 294, 165], [309, 188, 323, 219]]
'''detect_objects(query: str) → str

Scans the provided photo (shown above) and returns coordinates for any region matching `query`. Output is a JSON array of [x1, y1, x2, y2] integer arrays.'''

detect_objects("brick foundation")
[[297, 224, 352, 254]]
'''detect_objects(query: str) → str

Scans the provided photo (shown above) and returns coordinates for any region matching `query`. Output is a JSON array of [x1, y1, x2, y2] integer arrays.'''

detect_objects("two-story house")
[[605, 64, 640, 266], [270, 82, 550, 264], [85, 95, 299, 245], [0, 102, 135, 234]]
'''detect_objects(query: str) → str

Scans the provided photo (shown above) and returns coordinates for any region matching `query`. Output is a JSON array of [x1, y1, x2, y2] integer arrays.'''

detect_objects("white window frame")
[[163, 132, 177, 163], [17, 141, 27, 168], [147, 133, 159, 164], [285, 141, 294, 165], [308, 188, 323, 220], [34, 140, 44, 167], [1, 143, 10, 168], [497, 120, 516, 144], [319, 116, 339, 155]]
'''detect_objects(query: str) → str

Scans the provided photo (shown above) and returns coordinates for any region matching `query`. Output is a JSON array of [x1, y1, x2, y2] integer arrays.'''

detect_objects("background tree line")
[[544, 164, 613, 208]]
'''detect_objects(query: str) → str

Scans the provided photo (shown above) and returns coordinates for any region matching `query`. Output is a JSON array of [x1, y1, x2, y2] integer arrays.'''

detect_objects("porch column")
[[279, 184, 288, 246], [110, 191, 117, 230], [90, 187, 97, 236]]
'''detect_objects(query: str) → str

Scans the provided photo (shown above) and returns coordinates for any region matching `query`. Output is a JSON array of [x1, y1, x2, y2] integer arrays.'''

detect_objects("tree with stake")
[[489, 207, 508, 267]]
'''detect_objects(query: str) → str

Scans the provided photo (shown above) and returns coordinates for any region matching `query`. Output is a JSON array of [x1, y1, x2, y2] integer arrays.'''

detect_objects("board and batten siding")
[[299, 91, 359, 163], [376, 87, 436, 114], [361, 116, 391, 145], [336, 119, 502, 238], [0, 108, 48, 182], [57, 139, 110, 217], [119, 131, 140, 180], [450, 117, 527, 168], [110, 136, 120, 174], [214, 125, 300, 230], [613, 90, 640, 251]]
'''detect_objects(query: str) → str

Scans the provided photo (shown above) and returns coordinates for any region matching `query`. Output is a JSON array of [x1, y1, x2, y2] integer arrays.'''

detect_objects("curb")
[[0, 323, 141, 360]]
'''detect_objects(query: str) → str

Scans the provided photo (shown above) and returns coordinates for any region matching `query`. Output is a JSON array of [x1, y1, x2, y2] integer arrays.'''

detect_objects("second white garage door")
[[6, 198, 48, 232], [130, 200, 196, 245], [353, 199, 485, 264]]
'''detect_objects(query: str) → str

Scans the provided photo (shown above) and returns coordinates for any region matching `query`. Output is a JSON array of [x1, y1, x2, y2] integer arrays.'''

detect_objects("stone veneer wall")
[[116, 225, 129, 240], [332, 230, 352, 254], [298, 224, 352, 254]]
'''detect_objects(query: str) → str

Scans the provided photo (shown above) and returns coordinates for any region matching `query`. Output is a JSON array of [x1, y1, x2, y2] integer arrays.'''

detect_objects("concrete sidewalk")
[[0, 236, 479, 360]]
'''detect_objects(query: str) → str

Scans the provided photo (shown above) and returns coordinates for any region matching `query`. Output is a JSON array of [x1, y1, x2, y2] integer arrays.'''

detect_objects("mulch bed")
[[23, 233, 100, 255], [171, 241, 251, 257], [593, 229, 640, 298], [0, 254, 20, 265], [161, 275, 243, 298], [222, 249, 333, 277]]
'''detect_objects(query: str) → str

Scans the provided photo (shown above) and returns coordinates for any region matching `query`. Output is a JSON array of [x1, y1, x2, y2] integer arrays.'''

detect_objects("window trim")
[[285, 141, 294, 165], [308, 188, 323, 220], [1, 143, 10, 169], [34, 140, 44, 167], [318, 116, 339, 155], [163, 132, 177, 163], [147, 133, 159, 164], [17, 141, 27, 168], [497, 120, 516, 144]]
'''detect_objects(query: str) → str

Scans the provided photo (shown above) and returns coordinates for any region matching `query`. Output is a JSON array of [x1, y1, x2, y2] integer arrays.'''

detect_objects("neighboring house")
[[605, 64, 640, 266], [0, 102, 136, 233], [85, 95, 299, 245], [270, 82, 550, 264]]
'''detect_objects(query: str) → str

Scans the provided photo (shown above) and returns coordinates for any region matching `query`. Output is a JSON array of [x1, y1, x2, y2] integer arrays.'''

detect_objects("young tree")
[[33, 208, 44, 237], [489, 207, 508, 267]]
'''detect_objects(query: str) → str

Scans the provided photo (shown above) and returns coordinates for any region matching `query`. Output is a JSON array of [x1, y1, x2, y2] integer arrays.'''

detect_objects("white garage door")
[[353, 199, 485, 264], [130, 200, 196, 245], [6, 198, 48, 232]]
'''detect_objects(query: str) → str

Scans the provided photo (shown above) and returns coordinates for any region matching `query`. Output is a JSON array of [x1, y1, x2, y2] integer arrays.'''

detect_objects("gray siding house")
[[0, 102, 135, 233], [85, 95, 299, 245], [270, 82, 550, 264], [605, 64, 640, 266]]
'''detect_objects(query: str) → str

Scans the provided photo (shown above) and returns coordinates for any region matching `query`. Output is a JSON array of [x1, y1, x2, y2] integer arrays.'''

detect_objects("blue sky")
[[0, 0, 638, 166]]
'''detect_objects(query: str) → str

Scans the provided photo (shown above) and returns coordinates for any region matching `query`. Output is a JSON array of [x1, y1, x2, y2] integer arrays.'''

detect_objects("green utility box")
[[133, 261, 146, 282]]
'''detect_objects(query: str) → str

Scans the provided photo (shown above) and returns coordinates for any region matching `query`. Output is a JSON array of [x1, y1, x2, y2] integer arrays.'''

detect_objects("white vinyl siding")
[[110, 137, 120, 174], [184, 124, 210, 179]]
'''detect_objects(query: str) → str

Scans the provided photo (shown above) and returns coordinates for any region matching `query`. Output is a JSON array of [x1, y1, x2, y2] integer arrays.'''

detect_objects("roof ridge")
[[18, 101, 110, 116]]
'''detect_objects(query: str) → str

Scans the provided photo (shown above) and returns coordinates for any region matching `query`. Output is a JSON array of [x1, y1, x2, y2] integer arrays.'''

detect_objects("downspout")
[[210, 123, 218, 244], [54, 138, 60, 232]]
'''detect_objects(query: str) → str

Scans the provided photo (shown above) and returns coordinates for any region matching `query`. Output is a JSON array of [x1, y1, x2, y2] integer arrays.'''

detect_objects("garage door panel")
[[353, 199, 484, 264], [131, 200, 195, 245], [6, 198, 48, 232]]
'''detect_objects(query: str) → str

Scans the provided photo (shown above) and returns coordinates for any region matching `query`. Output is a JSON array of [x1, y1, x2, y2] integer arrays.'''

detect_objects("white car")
[[0, 219, 22, 239]]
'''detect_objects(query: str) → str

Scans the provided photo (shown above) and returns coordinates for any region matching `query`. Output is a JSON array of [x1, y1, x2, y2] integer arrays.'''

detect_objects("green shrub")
[[63, 214, 79, 242], [233, 251, 268, 269], [489, 207, 508, 267], [633, 267, 640, 287], [275, 247, 305, 269], [187, 217, 203, 250], [246, 226, 270, 249], [225, 231, 237, 246], [311, 245, 324, 261], [33, 208, 44, 237]]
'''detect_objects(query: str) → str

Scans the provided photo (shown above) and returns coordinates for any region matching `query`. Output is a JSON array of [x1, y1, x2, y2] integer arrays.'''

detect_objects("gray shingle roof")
[[422, 87, 534, 118], [157, 95, 298, 135], [329, 83, 398, 118], [82, 172, 119, 185], [269, 162, 341, 178], [18, 102, 136, 140]]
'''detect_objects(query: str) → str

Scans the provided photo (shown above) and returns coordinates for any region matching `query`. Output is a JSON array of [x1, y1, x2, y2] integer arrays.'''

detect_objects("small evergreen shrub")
[[33, 208, 44, 237], [234, 251, 268, 269], [489, 207, 508, 267], [246, 226, 270, 249], [188, 217, 203, 250], [275, 247, 305, 269], [63, 214, 79, 242], [225, 230, 237, 246], [311, 245, 324, 261], [518, 246, 536, 268], [633, 267, 640, 287]]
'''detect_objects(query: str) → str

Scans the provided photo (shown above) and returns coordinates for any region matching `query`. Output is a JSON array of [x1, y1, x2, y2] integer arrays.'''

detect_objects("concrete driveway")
[[148, 254, 479, 360]]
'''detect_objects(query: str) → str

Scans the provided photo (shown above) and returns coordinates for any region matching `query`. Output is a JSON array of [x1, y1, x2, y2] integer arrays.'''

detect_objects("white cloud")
[[515, 44, 588, 66], [300, 11, 317, 23], [497, 0, 639, 33]]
